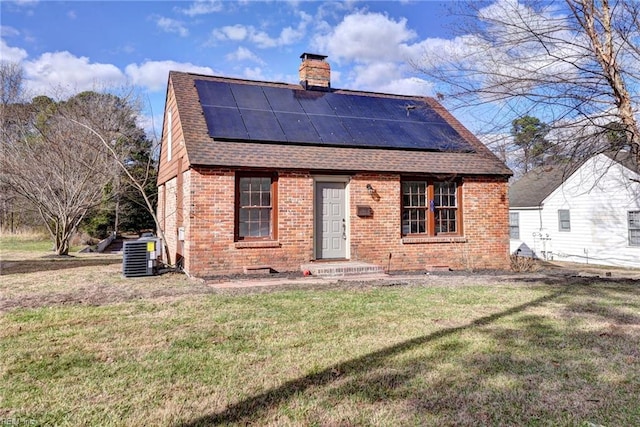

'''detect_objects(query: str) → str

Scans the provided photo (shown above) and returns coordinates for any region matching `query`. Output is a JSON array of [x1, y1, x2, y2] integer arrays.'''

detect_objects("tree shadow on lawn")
[[0, 255, 121, 275], [176, 278, 640, 426]]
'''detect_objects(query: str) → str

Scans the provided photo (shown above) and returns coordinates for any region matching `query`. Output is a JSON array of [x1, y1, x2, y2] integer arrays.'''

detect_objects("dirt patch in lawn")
[[1, 251, 639, 313]]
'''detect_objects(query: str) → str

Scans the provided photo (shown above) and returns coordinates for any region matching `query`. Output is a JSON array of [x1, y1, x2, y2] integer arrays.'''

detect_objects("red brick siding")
[[163, 177, 178, 263], [299, 57, 330, 88], [353, 175, 510, 271], [165, 167, 510, 277]]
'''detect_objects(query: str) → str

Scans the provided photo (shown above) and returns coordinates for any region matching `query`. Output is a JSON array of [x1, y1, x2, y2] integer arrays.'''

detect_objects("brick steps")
[[300, 261, 386, 278]]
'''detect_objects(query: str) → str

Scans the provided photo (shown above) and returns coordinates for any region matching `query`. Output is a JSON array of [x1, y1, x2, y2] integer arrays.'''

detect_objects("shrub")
[[510, 254, 538, 272]]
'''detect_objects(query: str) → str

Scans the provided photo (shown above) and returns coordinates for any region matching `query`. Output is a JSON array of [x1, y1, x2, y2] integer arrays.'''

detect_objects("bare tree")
[[59, 90, 172, 265], [1, 64, 169, 262], [1, 62, 35, 233], [1, 95, 114, 254], [414, 0, 639, 170], [0, 61, 24, 106], [68, 116, 173, 266]]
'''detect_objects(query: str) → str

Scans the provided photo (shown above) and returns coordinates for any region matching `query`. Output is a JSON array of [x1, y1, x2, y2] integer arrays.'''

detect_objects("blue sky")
[[1, 1, 465, 135]]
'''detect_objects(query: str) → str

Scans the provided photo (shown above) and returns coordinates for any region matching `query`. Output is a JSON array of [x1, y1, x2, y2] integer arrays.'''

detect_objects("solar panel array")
[[194, 79, 475, 152]]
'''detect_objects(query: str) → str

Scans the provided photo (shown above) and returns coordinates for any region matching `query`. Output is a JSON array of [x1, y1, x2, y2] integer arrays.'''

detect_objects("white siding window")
[[629, 211, 640, 246], [509, 212, 520, 239], [558, 209, 571, 232]]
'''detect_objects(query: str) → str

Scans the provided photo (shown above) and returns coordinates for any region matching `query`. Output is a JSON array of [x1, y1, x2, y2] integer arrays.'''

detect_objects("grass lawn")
[[1, 239, 639, 426]]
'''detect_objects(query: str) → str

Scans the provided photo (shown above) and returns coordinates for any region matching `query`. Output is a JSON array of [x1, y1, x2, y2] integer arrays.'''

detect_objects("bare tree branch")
[[414, 0, 640, 175]]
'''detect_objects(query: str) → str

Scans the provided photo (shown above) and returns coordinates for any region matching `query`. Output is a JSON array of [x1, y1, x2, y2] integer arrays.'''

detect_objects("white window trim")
[[312, 175, 351, 260], [629, 210, 640, 247], [167, 110, 172, 162]]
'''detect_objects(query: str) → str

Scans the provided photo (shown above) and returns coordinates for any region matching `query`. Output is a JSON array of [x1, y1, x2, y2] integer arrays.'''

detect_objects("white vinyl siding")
[[509, 212, 520, 239], [558, 209, 571, 232], [510, 154, 640, 268], [629, 211, 640, 246]]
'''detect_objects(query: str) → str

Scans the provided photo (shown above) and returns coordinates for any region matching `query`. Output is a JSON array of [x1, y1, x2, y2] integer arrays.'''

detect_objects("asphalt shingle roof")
[[509, 151, 639, 208], [169, 71, 512, 176]]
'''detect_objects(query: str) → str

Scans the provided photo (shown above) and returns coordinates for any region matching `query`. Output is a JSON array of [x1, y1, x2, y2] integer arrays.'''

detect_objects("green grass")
[[2, 280, 639, 426], [0, 234, 52, 252], [1, 241, 639, 425], [0, 234, 83, 254]]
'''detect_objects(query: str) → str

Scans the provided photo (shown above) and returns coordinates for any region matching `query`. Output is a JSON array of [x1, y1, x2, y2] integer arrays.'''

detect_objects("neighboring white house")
[[509, 151, 640, 268]]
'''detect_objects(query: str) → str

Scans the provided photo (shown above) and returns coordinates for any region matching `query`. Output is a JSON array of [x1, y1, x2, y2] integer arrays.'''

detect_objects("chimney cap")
[[300, 52, 328, 61]]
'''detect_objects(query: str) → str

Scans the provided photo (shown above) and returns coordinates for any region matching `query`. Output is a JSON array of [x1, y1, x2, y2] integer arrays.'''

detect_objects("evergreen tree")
[[511, 116, 552, 173]]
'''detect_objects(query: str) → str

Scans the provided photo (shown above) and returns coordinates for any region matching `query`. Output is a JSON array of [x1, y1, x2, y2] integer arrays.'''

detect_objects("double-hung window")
[[509, 212, 520, 239], [236, 174, 277, 240], [558, 209, 571, 232], [402, 180, 461, 236], [629, 211, 640, 246]]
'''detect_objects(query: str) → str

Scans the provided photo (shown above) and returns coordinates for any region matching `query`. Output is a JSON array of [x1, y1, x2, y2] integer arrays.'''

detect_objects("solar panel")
[[194, 79, 475, 152], [231, 84, 270, 110], [346, 95, 389, 119], [341, 117, 386, 147], [201, 106, 247, 139], [262, 86, 305, 113], [294, 90, 336, 116], [324, 92, 356, 116], [240, 109, 285, 141], [309, 115, 353, 145], [274, 112, 320, 143], [195, 80, 236, 107]]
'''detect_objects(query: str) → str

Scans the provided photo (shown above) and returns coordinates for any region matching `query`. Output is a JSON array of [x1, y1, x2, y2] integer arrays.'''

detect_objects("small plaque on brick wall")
[[357, 205, 373, 217]]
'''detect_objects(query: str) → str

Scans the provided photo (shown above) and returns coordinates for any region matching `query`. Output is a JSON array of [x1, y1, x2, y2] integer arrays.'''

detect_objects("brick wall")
[[349, 174, 510, 271], [165, 167, 510, 277], [299, 55, 331, 88], [163, 177, 178, 264]]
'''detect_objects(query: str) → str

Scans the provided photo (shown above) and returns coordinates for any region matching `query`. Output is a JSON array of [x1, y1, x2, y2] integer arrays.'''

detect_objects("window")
[[236, 175, 277, 240], [558, 209, 571, 232], [629, 211, 640, 246], [509, 212, 520, 239], [402, 180, 461, 236]]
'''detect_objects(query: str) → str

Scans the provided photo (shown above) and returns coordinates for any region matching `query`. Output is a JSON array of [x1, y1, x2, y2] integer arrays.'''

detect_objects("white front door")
[[315, 182, 347, 259]]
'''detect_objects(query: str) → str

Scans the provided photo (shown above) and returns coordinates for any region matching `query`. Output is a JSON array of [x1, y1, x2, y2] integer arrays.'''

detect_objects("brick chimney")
[[299, 53, 330, 90]]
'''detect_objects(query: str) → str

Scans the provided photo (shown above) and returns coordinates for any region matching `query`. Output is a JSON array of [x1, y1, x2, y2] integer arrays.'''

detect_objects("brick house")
[[156, 53, 512, 277]]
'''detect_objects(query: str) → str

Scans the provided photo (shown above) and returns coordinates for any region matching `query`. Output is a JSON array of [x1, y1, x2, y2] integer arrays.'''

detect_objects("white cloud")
[[242, 67, 266, 81], [308, 11, 439, 95], [1, 38, 28, 63], [348, 62, 432, 96], [13, 0, 38, 6], [212, 11, 311, 49], [179, 0, 223, 17], [155, 16, 189, 37], [4, 38, 215, 96], [350, 62, 400, 88], [375, 77, 433, 97], [313, 12, 417, 63], [1, 26, 20, 38], [22, 51, 126, 96], [225, 47, 265, 65], [125, 60, 215, 91], [213, 24, 248, 42]]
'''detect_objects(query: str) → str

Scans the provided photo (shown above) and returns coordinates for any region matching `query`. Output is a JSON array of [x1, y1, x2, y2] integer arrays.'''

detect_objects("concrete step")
[[300, 261, 386, 278], [104, 240, 123, 252]]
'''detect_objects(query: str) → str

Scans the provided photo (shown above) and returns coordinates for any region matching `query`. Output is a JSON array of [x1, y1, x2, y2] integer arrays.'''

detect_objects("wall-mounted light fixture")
[[365, 184, 380, 201]]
